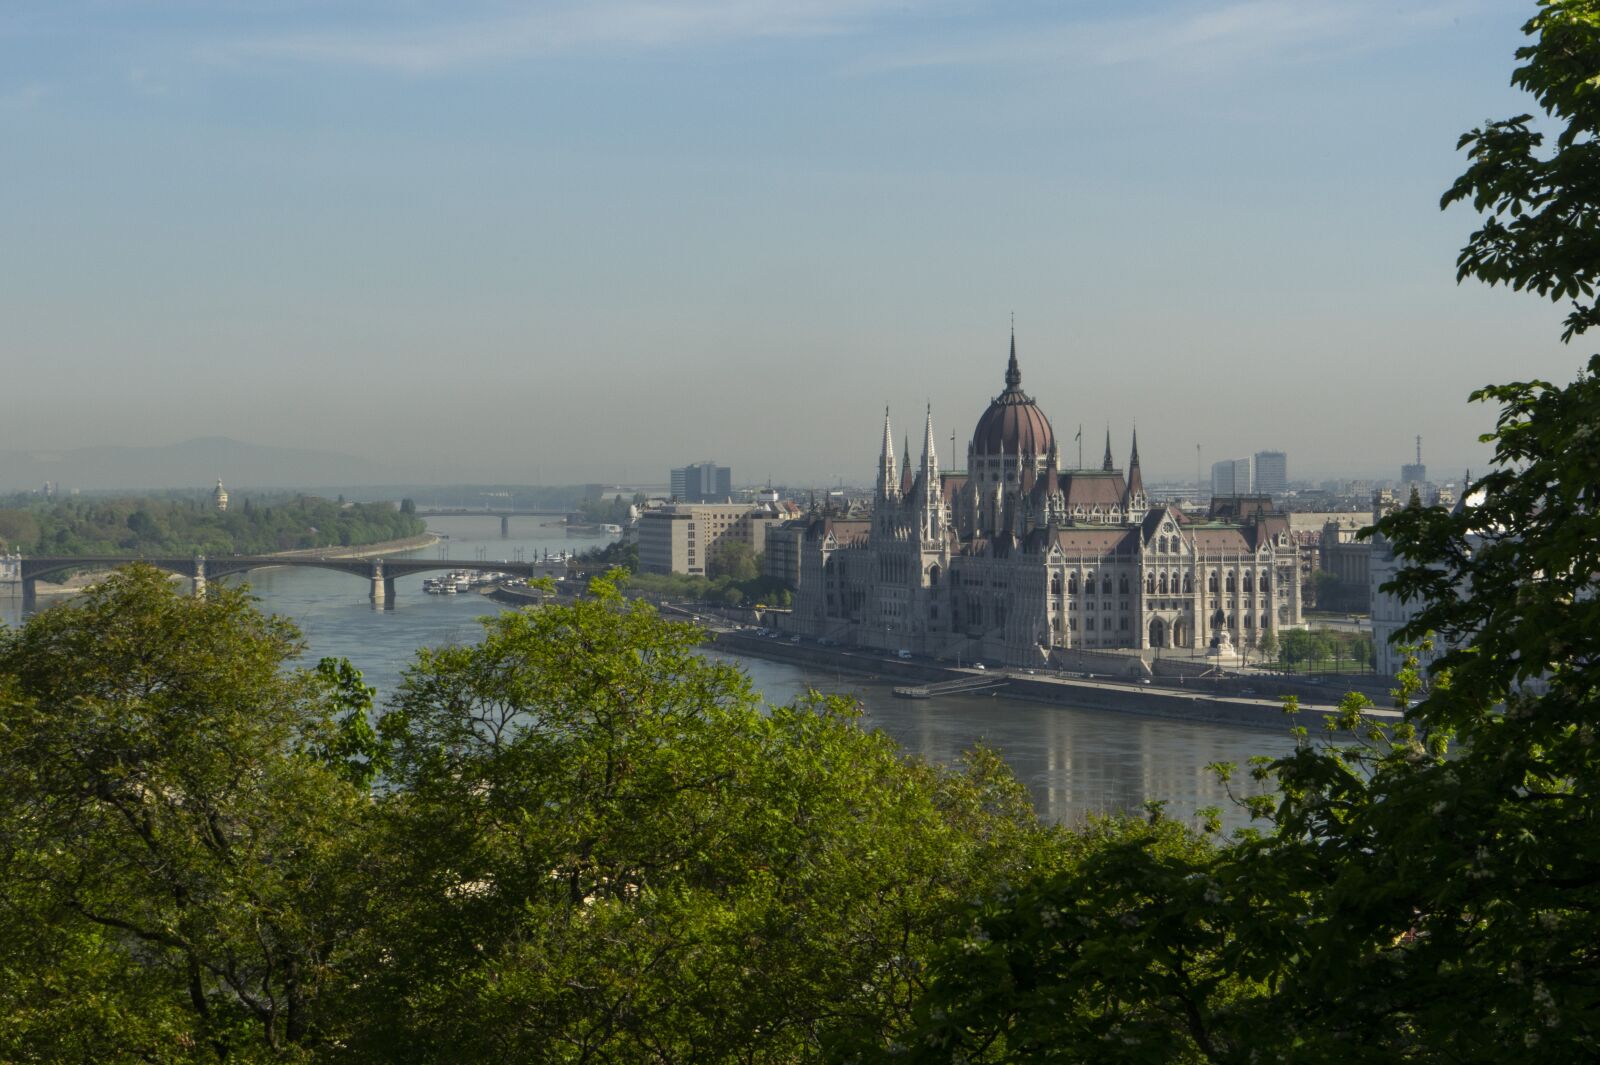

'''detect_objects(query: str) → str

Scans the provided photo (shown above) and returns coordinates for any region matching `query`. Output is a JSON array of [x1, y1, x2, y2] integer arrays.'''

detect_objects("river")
[[3, 514, 1299, 829]]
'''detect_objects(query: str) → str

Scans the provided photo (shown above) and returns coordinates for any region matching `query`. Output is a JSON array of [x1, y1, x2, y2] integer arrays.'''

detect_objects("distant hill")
[[0, 437, 399, 492]]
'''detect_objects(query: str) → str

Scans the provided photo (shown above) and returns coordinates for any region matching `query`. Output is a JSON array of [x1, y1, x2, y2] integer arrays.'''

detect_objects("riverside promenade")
[[488, 580, 1394, 732]]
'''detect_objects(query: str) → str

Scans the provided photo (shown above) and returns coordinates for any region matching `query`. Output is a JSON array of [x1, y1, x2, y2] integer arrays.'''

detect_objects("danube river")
[[3, 515, 1298, 828]]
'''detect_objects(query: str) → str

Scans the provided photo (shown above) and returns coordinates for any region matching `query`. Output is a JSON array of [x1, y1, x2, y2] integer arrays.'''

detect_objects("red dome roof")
[[972, 335, 1055, 456]]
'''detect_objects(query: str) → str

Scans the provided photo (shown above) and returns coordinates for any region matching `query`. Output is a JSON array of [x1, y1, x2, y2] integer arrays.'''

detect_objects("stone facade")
[[638, 503, 782, 576], [786, 335, 1303, 665]]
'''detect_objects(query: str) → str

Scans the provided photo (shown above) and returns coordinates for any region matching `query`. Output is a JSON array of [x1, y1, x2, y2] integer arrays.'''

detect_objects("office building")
[[670, 462, 733, 503], [1253, 451, 1287, 495]]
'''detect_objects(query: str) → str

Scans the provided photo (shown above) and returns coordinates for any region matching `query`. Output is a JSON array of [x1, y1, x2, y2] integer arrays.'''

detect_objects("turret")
[[1123, 428, 1146, 518], [917, 404, 945, 540], [877, 407, 898, 501]]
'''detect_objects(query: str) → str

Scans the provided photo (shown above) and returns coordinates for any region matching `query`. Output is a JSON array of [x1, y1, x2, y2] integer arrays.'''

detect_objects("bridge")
[[413, 509, 566, 537], [7, 554, 569, 610]]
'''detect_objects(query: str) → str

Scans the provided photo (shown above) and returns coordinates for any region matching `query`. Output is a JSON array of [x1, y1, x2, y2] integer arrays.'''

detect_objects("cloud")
[[204, 0, 921, 72], [851, 0, 1486, 77]]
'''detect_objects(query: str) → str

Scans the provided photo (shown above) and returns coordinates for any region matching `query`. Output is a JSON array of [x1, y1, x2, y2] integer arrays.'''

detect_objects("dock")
[[893, 675, 1011, 700]]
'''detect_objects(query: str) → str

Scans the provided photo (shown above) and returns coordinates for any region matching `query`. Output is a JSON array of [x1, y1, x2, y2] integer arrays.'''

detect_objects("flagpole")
[[1076, 424, 1083, 469]]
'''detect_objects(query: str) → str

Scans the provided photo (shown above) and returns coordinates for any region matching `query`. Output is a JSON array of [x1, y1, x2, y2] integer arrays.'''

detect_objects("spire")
[[921, 403, 939, 480], [900, 435, 913, 495], [1125, 427, 1146, 507], [1005, 325, 1022, 390], [1101, 428, 1115, 472], [878, 407, 897, 498]]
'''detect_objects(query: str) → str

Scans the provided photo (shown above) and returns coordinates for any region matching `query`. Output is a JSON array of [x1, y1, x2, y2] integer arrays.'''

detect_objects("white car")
[[973, 663, 986, 671]]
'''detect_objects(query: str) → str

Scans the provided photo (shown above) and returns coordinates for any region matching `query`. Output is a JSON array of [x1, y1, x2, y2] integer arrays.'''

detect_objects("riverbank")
[[707, 631, 1393, 732], [482, 581, 1389, 732]]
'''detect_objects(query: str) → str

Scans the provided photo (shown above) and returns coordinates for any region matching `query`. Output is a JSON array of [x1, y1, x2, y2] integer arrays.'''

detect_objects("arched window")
[[1086, 573, 1097, 594], [1146, 573, 1156, 594], [1260, 613, 1270, 629], [1244, 614, 1254, 628], [1119, 575, 1130, 594], [1208, 572, 1219, 593], [929, 564, 940, 587], [1226, 573, 1236, 592], [1183, 574, 1193, 594], [1261, 574, 1270, 596], [1050, 573, 1061, 595], [1068, 573, 1079, 594], [1243, 572, 1253, 593]]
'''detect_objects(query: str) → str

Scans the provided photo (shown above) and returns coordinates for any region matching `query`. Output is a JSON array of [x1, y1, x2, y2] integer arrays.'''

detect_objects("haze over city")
[[1, 1, 1571, 485]]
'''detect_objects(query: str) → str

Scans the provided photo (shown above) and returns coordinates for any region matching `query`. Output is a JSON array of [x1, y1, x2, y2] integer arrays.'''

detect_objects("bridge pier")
[[501, 515, 510, 538], [369, 561, 395, 607], [21, 577, 36, 612]]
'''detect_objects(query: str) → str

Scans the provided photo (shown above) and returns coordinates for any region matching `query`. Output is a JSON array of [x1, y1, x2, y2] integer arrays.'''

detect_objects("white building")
[[786, 334, 1303, 666]]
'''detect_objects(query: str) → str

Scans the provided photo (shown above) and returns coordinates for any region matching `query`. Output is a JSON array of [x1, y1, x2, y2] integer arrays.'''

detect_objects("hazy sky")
[[0, 1, 1580, 485]]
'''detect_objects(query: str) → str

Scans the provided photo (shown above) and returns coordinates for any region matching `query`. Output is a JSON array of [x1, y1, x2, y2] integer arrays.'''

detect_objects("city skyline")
[[0, 1, 1568, 484]]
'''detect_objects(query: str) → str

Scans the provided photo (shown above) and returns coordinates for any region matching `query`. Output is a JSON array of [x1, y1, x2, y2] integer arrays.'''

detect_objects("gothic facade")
[[786, 336, 1304, 665]]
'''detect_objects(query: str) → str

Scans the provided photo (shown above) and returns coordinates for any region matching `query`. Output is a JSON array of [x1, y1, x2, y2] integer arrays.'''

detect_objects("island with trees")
[[0, 492, 427, 558]]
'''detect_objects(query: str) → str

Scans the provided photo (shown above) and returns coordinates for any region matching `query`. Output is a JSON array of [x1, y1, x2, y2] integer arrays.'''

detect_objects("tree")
[[348, 572, 1060, 1063], [871, 5, 1600, 1061], [1256, 627, 1279, 664], [707, 538, 759, 581], [0, 508, 39, 550], [0, 566, 377, 1060]]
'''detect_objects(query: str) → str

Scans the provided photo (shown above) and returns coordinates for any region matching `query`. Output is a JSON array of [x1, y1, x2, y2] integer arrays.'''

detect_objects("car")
[[973, 663, 986, 671], [896, 649, 912, 660], [789, 635, 801, 643]]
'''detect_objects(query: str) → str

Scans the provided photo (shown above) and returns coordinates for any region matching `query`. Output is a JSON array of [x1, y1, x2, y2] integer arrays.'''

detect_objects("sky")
[[0, 1, 1581, 486]]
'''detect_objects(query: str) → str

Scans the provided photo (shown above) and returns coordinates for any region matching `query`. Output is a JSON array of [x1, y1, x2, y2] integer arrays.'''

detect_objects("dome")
[[971, 334, 1055, 456]]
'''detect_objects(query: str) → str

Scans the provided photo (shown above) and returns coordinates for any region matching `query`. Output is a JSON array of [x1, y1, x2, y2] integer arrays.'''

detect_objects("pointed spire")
[[1101, 428, 1115, 472], [878, 407, 897, 498], [900, 435, 913, 495], [1125, 427, 1146, 507], [1005, 324, 1022, 390], [921, 403, 939, 479]]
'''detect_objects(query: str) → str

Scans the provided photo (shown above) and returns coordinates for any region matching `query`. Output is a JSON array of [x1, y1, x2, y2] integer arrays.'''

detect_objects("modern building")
[[637, 503, 783, 576], [670, 462, 733, 503], [1211, 458, 1252, 498], [1254, 451, 1288, 495], [783, 334, 1303, 665]]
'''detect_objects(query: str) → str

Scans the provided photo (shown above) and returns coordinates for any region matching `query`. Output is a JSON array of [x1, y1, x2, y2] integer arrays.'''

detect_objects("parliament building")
[[784, 335, 1303, 666]]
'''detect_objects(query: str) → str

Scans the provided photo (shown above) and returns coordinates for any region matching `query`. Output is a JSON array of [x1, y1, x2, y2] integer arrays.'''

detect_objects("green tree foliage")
[[0, 567, 374, 1061], [867, 5, 1600, 1061], [0, 493, 424, 557], [348, 572, 1057, 1062], [707, 538, 759, 581], [0, 508, 41, 550], [2, 567, 1069, 1061]]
